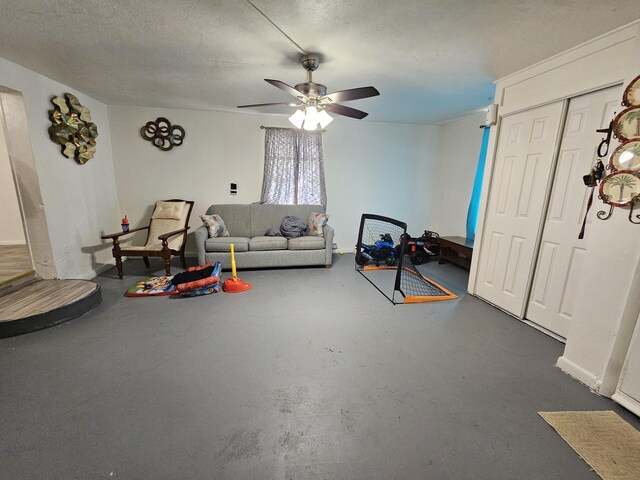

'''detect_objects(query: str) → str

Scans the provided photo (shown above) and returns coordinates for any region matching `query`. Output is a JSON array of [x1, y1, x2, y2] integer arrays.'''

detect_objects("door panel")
[[525, 85, 622, 338], [613, 312, 640, 417], [476, 102, 565, 316]]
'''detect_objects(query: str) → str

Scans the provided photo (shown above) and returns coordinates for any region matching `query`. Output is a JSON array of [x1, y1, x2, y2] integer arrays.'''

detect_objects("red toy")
[[176, 262, 222, 294], [396, 231, 440, 265]]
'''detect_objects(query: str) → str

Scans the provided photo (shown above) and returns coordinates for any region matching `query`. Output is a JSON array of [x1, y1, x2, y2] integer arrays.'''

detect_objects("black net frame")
[[355, 214, 407, 304], [355, 214, 457, 304]]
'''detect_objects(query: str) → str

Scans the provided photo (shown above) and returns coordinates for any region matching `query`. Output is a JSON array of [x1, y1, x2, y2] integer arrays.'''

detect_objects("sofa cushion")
[[250, 203, 325, 238], [204, 204, 252, 237], [249, 236, 288, 251], [288, 236, 325, 250], [205, 237, 250, 252]]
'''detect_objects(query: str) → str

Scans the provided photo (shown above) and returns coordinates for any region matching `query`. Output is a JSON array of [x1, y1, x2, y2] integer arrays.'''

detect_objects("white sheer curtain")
[[261, 127, 326, 205]]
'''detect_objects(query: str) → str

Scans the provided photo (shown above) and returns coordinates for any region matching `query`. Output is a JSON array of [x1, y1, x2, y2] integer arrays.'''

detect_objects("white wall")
[[0, 57, 122, 279], [323, 118, 439, 246], [470, 21, 640, 398], [108, 105, 439, 252], [431, 111, 486, 237], [0, 112, 25, 244]]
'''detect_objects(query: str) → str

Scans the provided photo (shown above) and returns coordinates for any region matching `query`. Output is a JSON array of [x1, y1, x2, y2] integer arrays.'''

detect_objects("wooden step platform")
[[0, 279, 101, 338], [0, 244, 34, 287]]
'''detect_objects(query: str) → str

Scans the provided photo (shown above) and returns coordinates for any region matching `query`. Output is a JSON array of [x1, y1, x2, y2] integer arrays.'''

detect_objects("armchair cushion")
[[147, 218, 185, 250], [151, 201, 185, 220]]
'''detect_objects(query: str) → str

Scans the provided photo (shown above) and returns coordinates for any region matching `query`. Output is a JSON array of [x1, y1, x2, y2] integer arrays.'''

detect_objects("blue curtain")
[[466, 127, 491, 241]]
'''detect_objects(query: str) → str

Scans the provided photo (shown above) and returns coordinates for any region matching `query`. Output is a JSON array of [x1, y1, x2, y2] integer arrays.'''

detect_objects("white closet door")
[[526, 86, 621, 338], [612, 312, 640, 417], [476, 102, 565, 317]]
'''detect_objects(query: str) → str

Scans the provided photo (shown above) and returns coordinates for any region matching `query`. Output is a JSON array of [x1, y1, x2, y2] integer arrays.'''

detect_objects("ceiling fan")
[[238, 54, 380, 130]]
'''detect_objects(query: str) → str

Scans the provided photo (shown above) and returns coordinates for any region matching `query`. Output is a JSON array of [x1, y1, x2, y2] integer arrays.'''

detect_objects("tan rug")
[[539, 411, 640, 480]]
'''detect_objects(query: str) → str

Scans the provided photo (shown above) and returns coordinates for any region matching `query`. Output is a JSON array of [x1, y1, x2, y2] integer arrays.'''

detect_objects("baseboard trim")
[[0, 240, 27, 245], [611, 390, 640, 417], [556, 356, 600, 391], [76, 254, 201, 280], [520, 318, 566, 343], [76, 260, 118, 280]]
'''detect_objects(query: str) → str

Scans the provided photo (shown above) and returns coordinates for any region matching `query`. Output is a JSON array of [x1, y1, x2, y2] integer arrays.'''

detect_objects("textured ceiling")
[[0, 0, 638, 124]]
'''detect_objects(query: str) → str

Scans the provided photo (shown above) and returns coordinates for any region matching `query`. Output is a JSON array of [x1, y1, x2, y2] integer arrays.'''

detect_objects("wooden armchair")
[[102, 199, 194, 279]]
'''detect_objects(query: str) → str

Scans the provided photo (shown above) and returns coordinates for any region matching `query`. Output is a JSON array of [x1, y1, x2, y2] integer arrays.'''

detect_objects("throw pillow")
[[200, 214, 230, 238], [152, 201, 185, 220], [307, 212, 329, 237], [264, 228, 282, 236]]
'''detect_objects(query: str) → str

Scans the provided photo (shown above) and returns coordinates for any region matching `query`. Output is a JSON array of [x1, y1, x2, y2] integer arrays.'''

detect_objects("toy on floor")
[[395, 230, 440, 265], [223, 243, 252, 293], [355, 213, 457, 304], [126, 275, 176, 297], [174, 262, 222, 297], [355, 233, 396, 266]]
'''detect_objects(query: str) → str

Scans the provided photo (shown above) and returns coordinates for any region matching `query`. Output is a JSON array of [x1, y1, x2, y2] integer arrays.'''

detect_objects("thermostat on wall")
[[230, 183, 237, 195]]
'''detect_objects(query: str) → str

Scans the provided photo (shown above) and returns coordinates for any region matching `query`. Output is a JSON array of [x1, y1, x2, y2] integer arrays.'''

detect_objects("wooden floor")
[[0, 280, 98, 321], [0, 244, 34, 286]]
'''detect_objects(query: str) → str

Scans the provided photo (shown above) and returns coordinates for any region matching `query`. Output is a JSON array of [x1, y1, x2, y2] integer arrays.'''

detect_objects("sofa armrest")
[[323, 224, 334, 266], [194, 225, 209, 265]]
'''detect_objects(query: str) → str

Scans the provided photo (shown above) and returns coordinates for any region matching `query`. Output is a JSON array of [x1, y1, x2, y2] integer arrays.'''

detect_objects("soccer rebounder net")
[[355, 213, 457, 304]]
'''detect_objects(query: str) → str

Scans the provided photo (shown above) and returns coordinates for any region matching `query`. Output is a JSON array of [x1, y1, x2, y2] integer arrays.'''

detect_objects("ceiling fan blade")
[[237, 102, 296, 109], [321, 86, 380, 103], [324, 103, 369, 120], [264, 79, 308, 101]]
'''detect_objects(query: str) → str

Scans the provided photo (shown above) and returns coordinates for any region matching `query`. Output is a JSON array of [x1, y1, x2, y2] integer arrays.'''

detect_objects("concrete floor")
[[1, 254, 638, 479]]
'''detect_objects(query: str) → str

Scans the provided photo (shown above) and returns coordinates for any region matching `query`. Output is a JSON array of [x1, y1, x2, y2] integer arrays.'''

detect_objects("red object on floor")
[[222, 243, 252, 293]]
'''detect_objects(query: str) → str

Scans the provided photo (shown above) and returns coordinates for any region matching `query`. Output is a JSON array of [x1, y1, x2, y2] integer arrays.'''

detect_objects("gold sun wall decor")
[[48, 93, 98, 165]]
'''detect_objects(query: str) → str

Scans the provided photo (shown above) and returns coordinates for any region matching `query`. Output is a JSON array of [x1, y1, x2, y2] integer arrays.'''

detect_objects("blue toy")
[[356, 233, 396, 266]]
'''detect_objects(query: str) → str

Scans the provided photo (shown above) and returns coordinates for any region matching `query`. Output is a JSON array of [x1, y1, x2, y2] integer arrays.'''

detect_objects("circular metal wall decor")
[[140, 117, 185, 151], [48, 93, 98, 165]]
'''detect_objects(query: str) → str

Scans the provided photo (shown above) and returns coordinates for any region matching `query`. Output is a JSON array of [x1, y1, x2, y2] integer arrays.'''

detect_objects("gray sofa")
[[194, 203, 333, 269]]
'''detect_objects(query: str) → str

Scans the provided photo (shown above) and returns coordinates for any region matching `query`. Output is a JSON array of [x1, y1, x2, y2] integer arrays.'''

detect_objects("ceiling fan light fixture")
[[318, 109, 333, 128], [238, 52, 379, 124], [289, 109, 305, 129], [302, 106, 319, 131]]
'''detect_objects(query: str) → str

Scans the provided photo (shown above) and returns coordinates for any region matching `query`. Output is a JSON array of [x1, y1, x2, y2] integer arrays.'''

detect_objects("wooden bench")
[[439, 236, 474, 271]]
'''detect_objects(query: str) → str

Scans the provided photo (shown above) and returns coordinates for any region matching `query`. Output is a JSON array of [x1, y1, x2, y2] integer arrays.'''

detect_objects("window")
[[261, 127, 326, 205]]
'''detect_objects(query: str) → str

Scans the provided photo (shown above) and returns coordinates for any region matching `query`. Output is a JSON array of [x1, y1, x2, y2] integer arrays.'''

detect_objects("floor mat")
[[539, 410, 640, 480]]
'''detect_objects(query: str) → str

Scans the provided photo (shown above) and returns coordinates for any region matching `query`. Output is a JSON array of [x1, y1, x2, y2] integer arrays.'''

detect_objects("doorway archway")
[[0, 87, 57, 280]]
